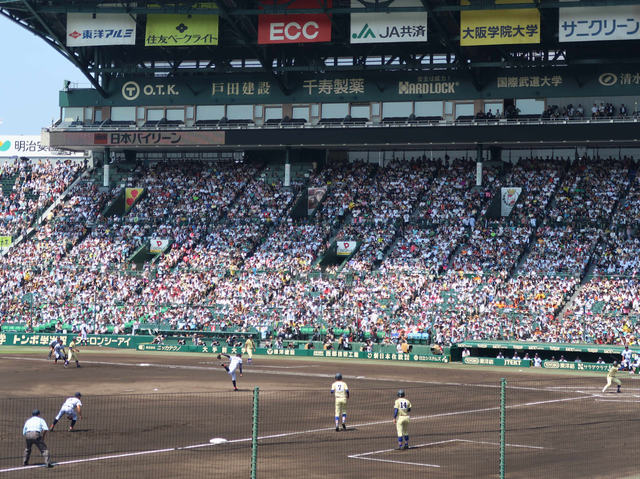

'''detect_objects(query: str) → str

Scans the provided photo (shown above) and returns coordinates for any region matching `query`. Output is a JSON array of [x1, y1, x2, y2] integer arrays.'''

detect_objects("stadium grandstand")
[[1, 0, 640, 351]]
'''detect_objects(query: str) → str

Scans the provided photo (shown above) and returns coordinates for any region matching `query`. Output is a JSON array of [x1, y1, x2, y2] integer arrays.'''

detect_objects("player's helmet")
[[398, 390, 405, 398], [613, 361, 618, 366], [32, 409, 40, 416], [75, 392, 82, 398], [335, 373, 342, 380]]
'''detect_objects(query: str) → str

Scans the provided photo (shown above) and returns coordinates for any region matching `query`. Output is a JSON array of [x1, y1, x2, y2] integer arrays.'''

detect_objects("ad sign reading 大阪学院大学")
[[460, 0, 540, 46], [350, 0, 427, 44]]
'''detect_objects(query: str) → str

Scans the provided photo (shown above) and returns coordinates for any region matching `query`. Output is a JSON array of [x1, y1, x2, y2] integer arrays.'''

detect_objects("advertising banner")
[[463, 357, 531, 367], [0, 236, 12, 248], [150, 238, 170, 253], [0, 136, 83, 158], [44, 131, 225, 151], [125, 188, 143, 211], [460, 0, 540, 46], [308, 187, 327, 214], [559, 5, 640, 42], [350, 0, 427, 44], [258, 0, 332, 44], [145, 14, 218, 46], [336, 241, 358, 256], [542, 361, 611, 372], [67, 13, 136, 46], [0, 332, 147, 348], [500, 187, 522, 216]]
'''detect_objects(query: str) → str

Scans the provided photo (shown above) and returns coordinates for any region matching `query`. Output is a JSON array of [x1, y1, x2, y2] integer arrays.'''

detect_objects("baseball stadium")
[[2, 0, 640, 477]]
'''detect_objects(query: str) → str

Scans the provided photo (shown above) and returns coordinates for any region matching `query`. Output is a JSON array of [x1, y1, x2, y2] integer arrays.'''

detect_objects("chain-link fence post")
[[252, 387, 259, 479], [500, 378, 506, 479]]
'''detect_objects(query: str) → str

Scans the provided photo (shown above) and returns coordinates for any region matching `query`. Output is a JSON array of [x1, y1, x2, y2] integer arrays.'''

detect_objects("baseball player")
[[394, 390, 412, 450], [602, 361, 622, 393], [50, 392, 83, 431], [218, 353, 242, 391], [79, 321, 89, 346], [23, 409, 52, 467], [243, 336, 256, 365], [53, 339, 68, 368], [331, 373, 349, 432], [630, 355, 640, 375], [621, 345, 633, 370], [67, 337, 81, 368], [47, 337, 60, 360]]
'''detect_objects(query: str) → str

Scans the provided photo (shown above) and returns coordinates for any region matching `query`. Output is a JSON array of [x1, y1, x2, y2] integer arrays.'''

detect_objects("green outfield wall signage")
[[463, 357, 531, 367], [61, 66, 640, 107], [542, 361, 611, 372], [458, 340, 626, 355]]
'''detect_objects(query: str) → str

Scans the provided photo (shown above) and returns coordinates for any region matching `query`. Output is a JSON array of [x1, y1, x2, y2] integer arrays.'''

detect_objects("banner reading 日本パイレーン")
[[460, 0, 540, 46]]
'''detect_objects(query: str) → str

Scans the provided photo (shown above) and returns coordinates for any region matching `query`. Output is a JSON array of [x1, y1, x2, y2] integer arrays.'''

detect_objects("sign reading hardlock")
[[258, 0, 332, 44]]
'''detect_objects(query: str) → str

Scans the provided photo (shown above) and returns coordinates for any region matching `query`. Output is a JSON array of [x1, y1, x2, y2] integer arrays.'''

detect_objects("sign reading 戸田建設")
[[460, 0, 540, 46], [350, 0, 427, 44], [559, 5, 640, 42]]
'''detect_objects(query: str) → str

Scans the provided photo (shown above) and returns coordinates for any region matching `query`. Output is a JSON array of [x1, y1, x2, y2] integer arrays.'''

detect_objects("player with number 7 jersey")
[[394, 390, 412, 450]]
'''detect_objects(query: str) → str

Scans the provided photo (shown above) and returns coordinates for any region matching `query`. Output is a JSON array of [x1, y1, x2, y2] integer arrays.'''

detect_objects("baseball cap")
[[32, 409, 40, 416], [75, 392, 82, 398]]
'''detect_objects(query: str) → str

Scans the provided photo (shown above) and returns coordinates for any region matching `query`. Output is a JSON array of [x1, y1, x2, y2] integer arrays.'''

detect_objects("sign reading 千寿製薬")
[[350, 0, 427, 44], [559, 5, 640, 42], [460, 0, 540, 46]]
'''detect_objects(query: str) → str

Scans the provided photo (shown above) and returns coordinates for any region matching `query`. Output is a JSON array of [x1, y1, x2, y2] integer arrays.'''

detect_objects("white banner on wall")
[[0, 136, 83, 158], [501, 187, 522, 217], [350, 0, 427, 44], [67, 13, 137, 46], [150, 238, 170, 253], [337, 241, 358, 256], [559, 5, 640, 42]]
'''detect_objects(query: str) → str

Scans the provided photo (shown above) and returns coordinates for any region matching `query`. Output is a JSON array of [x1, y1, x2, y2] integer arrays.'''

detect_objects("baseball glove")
[[216, 354, 221, 360]]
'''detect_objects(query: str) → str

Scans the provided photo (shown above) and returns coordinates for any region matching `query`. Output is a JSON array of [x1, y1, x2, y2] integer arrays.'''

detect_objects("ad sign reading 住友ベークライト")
[[145, 14, 218, 46], [66, 13, 136, 46], [350, 0, 427, 44]]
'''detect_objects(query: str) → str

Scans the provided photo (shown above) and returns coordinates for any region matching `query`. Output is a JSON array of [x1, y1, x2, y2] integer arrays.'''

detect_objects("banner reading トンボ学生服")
[[460, 0, 540, 46]]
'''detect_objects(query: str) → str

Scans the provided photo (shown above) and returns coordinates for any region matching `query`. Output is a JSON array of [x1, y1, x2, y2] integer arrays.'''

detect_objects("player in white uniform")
[[630, 355, 640, 374], [50, 392, 83, 431], [53, 339, 68, 368], [394, 390, 412, 450], [331, 373, 349, 432], [218, 353, 243, 391], [621, 346, 633, 371], [533, 353, 542, 367]]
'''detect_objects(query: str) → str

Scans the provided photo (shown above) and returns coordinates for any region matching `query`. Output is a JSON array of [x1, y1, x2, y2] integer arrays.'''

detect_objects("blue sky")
[[0, 17, 84, 135]]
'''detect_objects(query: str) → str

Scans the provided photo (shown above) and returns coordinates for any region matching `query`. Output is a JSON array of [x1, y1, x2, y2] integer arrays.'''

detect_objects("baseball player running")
[[243, 336, 256, 365], [394, 389, 412, 450], [50, 392, 83, 431], [67, 337, 81, 368], [331, 373, 349, 432], [53, 339, 68, 368], [218, 353, 242, 391], [602, 361, 622, 393], [47, 337, 60, 360]]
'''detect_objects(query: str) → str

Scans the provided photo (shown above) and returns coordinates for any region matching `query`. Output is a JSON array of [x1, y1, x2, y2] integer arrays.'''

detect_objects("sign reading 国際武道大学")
[[350, 0, 427, 44], [60, 66, 640, 108]]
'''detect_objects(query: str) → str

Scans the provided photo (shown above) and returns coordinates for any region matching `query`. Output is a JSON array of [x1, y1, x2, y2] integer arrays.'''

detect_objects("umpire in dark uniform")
[[23, 409, 52, 467]]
